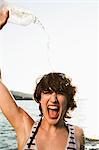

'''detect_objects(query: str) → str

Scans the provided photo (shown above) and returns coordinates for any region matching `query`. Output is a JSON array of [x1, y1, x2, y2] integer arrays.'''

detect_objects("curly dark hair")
[[34, 72, 77, 118]]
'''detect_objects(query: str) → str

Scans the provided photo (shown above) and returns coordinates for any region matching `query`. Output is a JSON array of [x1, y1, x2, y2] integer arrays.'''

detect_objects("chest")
[[23, 122, 77, 150], [35, 129, 68, 150]]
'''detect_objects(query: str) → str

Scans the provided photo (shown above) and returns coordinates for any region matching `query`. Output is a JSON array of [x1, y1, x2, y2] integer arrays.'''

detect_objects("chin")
[[44, 111, 62, 126]]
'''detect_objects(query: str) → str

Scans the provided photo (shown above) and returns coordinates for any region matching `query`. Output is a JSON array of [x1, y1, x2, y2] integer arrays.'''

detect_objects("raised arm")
[[0, 81, 24, 129], [0, 11, 35, 149], [0, 81, 34, 129], [0, 81, 34, 149]]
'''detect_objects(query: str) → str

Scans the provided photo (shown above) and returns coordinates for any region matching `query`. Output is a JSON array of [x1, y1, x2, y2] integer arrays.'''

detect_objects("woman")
[[0, 9, 85, 150]]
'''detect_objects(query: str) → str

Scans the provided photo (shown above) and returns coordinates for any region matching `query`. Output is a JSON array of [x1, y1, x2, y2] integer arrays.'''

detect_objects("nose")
[[50, 93, 58, 103]]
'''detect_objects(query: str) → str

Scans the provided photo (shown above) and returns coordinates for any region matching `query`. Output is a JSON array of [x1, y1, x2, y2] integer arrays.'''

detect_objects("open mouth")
[[47, 105, 60, 119]]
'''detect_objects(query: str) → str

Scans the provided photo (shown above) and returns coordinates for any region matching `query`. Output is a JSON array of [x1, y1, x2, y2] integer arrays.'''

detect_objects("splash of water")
[[7, 5, 53, 71]]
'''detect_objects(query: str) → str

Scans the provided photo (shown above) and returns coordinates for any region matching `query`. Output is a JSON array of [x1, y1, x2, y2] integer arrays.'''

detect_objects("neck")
[[40, 118, 65, 134]]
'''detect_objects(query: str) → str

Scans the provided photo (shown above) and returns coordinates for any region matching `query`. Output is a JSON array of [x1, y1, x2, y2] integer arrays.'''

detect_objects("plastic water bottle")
[[0, 0, 45, 29]]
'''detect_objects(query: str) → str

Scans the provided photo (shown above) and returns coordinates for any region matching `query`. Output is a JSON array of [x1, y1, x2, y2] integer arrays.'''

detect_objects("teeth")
[[48, 106, 59, 110]]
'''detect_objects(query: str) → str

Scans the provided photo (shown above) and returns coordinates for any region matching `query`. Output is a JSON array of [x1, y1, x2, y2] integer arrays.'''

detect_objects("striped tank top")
[[23, 119, 77, 150]]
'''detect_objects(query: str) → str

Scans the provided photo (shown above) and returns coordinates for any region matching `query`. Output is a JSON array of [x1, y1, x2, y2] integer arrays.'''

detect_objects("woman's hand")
[[0, 8, 9, 29]]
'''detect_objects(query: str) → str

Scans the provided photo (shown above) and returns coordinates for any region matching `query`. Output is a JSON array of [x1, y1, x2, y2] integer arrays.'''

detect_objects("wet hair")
[[34, 72, 77, 118]]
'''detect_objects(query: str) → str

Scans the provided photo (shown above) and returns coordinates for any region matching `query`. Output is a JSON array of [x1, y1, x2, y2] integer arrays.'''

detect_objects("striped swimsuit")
[[23, 119, 77, 150]]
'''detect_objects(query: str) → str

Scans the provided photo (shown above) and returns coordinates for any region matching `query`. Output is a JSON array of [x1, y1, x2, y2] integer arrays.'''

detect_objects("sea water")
[[0, 100, 99, 150]]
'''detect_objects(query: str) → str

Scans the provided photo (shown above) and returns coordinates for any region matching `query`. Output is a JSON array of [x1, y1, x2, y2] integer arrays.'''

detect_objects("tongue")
[[48, 109, 59, 119]]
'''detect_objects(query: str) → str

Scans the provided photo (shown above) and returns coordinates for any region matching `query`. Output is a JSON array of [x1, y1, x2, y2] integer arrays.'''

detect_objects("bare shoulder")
[[74, 125, 84, 137], [74, 125, 85, 150]]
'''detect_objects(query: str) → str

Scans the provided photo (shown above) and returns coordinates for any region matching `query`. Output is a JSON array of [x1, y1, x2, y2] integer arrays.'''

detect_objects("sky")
[[0, 0, 99, 138]]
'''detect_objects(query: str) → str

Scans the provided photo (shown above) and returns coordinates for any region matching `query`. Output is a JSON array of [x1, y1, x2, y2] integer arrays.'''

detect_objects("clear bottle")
[[0, 0, 45, 29]]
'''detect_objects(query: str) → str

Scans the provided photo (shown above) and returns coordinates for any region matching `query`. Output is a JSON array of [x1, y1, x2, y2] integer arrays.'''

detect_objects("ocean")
[[0, 100, 99, 150]]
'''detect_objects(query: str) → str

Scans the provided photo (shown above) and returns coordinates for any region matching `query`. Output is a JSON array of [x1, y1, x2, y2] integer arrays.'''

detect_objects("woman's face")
[[40, 91, 67, 125]]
